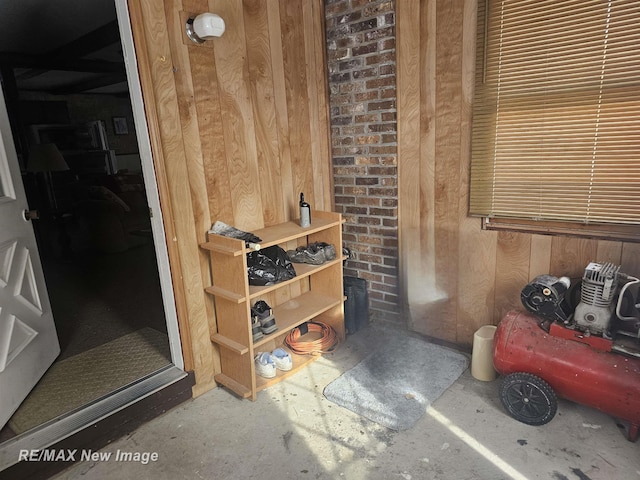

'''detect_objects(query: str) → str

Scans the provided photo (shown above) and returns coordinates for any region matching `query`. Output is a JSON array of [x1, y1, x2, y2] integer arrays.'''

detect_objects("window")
[[470, 0, 640, 239]]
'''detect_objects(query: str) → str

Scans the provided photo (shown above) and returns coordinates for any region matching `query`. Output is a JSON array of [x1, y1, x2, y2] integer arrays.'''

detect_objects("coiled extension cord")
[[284, 321, 339, 355]]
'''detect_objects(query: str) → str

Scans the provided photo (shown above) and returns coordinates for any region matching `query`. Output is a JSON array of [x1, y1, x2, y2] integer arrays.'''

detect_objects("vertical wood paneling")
[[550, 237, 599, 278], [396, 1, 449, 335], [190, 44, 233, 224], [456, 0, 497, 341], [181, 0, 233, 225], [303, 0, 325, 208], [311, 0, 333, 210], [167, 0, 219, 374], [528, 234, 552, 280], [280, 0, 315, 210], [621, 243, 640, 277], [211, 0, 264, 232], [396, 0, 422, 324], [132, 0, 216, 393], [596, 241, 623, 265], [397, 0, 640, 346], [494, 231, 531, 321], [132, 0, 332, 394], [267, 1, 294, 220], [432, 0, 464, 342], [166, 0, 208, 230], [416, 0, 440, 336], [243, 0, 283, 226]]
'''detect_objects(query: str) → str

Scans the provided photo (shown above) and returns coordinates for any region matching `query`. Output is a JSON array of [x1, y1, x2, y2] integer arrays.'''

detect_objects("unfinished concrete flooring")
[[54, 324, 639, 480]]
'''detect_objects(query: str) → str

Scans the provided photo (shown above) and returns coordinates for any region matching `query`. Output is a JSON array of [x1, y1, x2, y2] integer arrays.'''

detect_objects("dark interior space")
[[0, 1, 171, 443]]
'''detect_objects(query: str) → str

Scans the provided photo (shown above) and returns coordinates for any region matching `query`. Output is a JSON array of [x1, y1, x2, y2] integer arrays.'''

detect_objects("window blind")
[[470, 0, 640, 225]]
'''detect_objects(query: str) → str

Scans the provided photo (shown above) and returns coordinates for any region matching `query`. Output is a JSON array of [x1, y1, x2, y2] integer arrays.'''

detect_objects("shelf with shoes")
[[204, 256, 344, 303], [253, 346, 324, 392], [201, 210, 346, 401]]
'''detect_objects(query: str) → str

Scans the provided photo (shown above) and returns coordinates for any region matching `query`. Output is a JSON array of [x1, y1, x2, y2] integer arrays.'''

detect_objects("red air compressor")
[[493, 263, 640, 441]]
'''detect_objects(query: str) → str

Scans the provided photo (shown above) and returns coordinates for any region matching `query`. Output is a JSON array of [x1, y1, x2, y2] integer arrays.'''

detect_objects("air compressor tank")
[[493, 310, 640, 441]]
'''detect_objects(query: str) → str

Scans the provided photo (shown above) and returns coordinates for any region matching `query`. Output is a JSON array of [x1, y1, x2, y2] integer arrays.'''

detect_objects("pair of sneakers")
[[254, 348, 293, 378], [251, 300, 277, 342], [287, 242, 337, 265]]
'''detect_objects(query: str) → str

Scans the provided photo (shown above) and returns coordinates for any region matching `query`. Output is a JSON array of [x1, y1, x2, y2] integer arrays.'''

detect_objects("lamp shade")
[[27, 143, 69, 172]]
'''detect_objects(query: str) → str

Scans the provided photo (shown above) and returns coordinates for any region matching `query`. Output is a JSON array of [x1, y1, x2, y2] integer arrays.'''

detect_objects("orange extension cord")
[[284, 321, 339, 355]]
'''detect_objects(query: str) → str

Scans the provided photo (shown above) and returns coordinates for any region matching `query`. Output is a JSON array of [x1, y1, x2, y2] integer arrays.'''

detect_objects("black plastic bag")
[[247, 245, 297, 286]]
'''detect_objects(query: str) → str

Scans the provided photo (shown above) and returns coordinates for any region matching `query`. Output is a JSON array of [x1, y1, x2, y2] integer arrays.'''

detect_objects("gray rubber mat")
[[323, 334, 469, 430]]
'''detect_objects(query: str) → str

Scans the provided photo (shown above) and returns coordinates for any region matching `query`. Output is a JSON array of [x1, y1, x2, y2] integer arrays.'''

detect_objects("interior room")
[[0, 0, 173, 446], [1, 0, 639, 479]]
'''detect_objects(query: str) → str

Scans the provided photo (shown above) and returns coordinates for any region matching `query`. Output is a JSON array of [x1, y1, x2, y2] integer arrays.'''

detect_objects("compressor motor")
[[520, 274, 572, 323], [573, 262, 620, 336], [521, 262, 640, 342]]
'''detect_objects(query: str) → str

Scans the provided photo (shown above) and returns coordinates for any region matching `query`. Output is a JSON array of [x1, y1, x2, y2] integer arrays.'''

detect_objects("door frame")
[[115, 0, 183, 370]]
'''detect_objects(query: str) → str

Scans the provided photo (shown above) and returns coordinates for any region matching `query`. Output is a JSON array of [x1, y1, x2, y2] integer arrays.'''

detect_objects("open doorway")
[[0, 0, 180, 444]]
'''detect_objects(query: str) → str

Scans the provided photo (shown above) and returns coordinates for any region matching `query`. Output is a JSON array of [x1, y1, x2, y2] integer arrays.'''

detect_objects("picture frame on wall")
[[113, 117, 129, 135]]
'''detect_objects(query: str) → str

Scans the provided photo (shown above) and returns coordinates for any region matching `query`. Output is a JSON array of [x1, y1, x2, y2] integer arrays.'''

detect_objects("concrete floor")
[[54, 323, 639, 480]]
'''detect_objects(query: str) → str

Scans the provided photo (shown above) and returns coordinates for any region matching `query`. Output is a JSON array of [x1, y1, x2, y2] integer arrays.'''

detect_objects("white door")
[[0, 88, 59, 430]]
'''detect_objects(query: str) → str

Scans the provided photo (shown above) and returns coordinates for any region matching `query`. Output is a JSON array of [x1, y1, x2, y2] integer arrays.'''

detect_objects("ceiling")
[[0, 0, 128, 95]]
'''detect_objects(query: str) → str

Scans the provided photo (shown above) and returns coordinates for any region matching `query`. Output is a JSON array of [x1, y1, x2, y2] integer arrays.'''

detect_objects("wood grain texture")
[[267, 1, 295, 221], [167, 0, 220, 374], [311, 0, 333, 211], [397, 0, 424, 325], [528, 235, 552, 280], [430, 0, 463, 342], [132, 0, 333, 394], [184, 0, 233, 225], [621, 243, 640, 277], [417, 0, 440, 336], [134, 0, 217, 394], [596, 241, 623, 265], [280, 0, 315, 213], [456, 0, 497, 340], [303, 0, 327, 209], [243, 0, 284, 225], [211, 0, 264, 232], [549, 237, 599, 278], [397, 0, 640, 347], [494, 231, 531, 322]]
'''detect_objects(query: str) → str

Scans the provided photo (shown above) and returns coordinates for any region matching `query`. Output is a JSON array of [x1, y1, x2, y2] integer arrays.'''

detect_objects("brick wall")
[[324, 0, 400, 324]]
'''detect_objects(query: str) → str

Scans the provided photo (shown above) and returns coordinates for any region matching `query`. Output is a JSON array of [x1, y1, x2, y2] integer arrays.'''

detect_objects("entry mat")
[[323, 334, 469, 431], [9, 327, 171, 435]]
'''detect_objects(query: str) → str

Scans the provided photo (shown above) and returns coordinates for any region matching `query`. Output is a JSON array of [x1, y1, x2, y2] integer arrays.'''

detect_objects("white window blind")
[[470, 0, 640, 225]]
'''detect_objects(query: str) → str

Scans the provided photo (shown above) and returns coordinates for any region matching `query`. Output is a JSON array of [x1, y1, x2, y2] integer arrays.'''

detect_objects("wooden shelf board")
[[205, 285, 246, 303], [248, 257, 345, 299], [211, 334, 249, 354], [214, 373, 252, 399], [256, 351, 321, 392], [251, 214, 344, 249], [252, 291, 342, 349], [201, 212, 343, 257], [200, 241, 244, 256]]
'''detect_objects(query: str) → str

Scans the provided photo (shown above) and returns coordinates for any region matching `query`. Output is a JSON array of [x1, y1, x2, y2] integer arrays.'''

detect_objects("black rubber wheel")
[[499, 372, 557, 426]]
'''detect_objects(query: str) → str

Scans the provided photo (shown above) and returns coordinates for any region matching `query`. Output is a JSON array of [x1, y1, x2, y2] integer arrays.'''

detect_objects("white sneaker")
[[254, 352, 276, 378], [271, 348, 293, 371]]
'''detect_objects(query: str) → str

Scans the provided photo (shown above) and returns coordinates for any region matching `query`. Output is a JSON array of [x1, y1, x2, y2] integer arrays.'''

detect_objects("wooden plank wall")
[[397, 0, 640, 347], [128, 0, 332, 395]]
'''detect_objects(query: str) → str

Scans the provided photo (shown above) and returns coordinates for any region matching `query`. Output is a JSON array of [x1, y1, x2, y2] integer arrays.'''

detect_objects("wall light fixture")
[[186, 13, 225, 43]]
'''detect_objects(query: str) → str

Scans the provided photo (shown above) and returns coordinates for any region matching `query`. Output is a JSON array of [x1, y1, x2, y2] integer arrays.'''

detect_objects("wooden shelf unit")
[[201, 210, 346, 400]]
